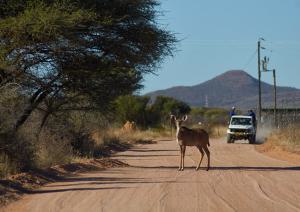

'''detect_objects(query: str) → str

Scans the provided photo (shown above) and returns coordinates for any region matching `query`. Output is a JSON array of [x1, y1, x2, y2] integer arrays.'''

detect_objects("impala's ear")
[[182, 115, 188, 122], [170, 114, 176, 121]]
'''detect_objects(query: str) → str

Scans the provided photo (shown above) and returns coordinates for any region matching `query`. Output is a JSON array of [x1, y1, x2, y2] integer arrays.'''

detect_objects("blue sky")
[[141, 0, 300, 94]]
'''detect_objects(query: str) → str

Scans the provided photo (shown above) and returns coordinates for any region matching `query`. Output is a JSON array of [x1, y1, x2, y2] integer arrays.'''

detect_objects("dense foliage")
[[0, 0, 176, 129]]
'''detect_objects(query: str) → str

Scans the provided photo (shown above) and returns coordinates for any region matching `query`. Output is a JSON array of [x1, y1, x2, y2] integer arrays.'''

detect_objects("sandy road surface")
[[3, 138, 300, 212]]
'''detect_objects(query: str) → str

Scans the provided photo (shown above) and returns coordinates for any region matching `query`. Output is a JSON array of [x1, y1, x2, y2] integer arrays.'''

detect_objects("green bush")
[[114, 95, 150, 128]]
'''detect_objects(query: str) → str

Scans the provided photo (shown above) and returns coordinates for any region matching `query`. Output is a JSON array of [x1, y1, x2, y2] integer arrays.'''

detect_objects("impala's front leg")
[[182, 145, 186, 171]]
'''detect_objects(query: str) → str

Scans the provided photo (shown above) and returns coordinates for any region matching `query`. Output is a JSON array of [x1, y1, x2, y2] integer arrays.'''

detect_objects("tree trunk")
[[15, 89, 51, 130]]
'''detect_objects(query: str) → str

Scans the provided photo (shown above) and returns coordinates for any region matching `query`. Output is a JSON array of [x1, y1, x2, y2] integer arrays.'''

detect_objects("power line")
[[242, 49, 257, 70]]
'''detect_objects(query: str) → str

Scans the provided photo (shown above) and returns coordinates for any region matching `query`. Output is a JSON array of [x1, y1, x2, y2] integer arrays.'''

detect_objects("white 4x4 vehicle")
[[227, 115, 256, 144]]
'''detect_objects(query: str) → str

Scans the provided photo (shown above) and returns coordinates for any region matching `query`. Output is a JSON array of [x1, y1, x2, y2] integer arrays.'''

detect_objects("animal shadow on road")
[[131, 165, 300, 171]]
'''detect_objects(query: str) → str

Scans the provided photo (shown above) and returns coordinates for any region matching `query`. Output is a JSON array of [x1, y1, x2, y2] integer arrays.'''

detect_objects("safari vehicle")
[[227, 115, 256, 144]]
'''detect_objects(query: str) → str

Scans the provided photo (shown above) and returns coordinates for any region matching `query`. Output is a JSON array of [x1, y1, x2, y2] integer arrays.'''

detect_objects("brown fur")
[[171, 115, 210, 171]]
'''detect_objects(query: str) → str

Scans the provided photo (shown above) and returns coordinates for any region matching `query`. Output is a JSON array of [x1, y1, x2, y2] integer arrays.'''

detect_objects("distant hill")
[[146, 70, 300, 109]]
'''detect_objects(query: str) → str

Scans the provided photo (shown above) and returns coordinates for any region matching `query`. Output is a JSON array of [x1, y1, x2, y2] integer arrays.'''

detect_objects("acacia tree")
[[0, 0, 176, 129]]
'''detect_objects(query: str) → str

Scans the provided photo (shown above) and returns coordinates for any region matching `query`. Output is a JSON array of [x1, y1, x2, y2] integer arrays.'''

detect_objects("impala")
[[171, 115, 210, 171]]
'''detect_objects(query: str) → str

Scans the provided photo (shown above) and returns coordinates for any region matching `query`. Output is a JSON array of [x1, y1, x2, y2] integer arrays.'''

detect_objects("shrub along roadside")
[[0, 128, 167, 206], [0, 126, 167, 178]]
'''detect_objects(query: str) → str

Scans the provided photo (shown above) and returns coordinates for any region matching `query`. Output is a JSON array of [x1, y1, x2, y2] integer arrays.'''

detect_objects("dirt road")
[[4, 138, 300, 212]]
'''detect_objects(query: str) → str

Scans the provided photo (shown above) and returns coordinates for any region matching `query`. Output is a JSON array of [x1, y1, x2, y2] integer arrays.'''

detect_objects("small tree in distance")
[[114, 95, 150, 128], [113, 95, 191, 128], [149, 96, 191, 127]]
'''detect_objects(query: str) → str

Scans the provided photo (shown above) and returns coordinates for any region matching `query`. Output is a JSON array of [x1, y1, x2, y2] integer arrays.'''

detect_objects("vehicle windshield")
[[231, 117, 252, 125]]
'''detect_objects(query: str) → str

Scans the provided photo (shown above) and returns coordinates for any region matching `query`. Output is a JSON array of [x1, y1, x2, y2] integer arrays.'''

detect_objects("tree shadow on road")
[[29, 186, 128, 194], [12, 165, 300, 195], [27, 176, 177, 194], [128, 149, 178, 152], [112, 154, 178, 158]]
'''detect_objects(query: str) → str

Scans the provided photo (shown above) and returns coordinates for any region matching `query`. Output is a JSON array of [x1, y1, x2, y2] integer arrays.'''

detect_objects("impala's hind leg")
[[196, 146, 204, 171], [178, 145, 183, 171], [203, 145, 210, 171]]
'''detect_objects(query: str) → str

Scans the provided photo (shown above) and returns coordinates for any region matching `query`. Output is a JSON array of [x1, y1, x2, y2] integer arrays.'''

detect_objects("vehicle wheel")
[[227, 135, 233, 143], [249, 135, 256, 144]]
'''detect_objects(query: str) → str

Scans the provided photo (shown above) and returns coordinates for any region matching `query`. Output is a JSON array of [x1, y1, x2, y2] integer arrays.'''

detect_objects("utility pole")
[[169, 112, 173, 137], [262, 56, 277, 127], [258, 40, 262, 124], [257, 37, 265, 124], [273, 69, 277, 127]]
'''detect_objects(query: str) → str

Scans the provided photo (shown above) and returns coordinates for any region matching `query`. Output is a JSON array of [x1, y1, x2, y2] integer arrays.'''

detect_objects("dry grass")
[[37, 131, 73, 169], [262, 124, 300, 154], [92, 128, 170, 147], [94, 128, 171, 157], [256, 124, 300, 165], [209, 125, 227, 138], [189, 124, 227, 138]]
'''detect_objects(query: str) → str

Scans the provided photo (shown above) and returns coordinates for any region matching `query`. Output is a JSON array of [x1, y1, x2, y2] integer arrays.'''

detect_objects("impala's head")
[[170, 115, 188, 128]]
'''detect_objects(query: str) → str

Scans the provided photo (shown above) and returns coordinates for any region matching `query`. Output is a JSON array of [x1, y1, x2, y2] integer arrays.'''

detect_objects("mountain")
[[146, 70, 300, 109]]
